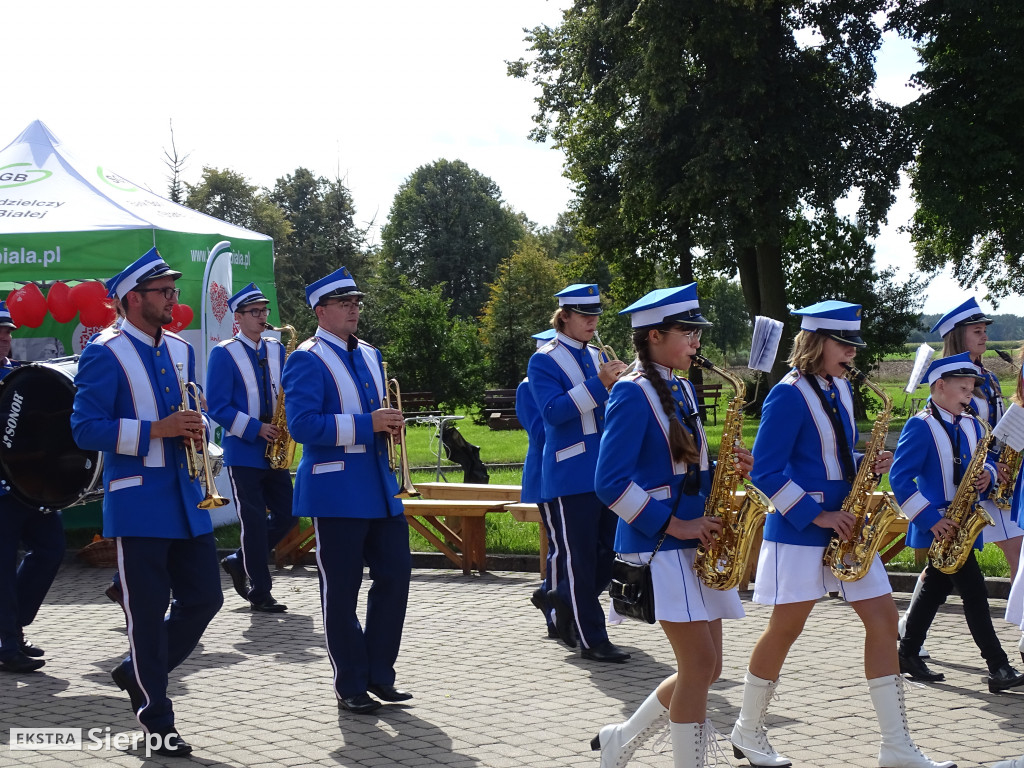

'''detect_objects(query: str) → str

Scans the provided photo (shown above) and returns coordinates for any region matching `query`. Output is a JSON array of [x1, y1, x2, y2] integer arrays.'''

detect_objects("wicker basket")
[[78, 537, 117, 568]]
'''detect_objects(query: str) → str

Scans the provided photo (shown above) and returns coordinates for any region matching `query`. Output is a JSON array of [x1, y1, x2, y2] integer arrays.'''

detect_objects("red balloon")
[[46, 281, 77, 323], [7, 283, 48, 328], [71, 281, 115, 328], [163, 303, 194, 333]]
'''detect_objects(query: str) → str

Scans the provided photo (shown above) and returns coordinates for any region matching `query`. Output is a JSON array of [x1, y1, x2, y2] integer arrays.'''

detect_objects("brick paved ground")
[[1, 561, 1021, 767]]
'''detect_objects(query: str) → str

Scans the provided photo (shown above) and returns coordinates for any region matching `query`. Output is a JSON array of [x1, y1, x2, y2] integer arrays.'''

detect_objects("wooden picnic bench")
[[483, 388, 521, 430], [400, 391, 441, 418], [693, 382, 724, 425]]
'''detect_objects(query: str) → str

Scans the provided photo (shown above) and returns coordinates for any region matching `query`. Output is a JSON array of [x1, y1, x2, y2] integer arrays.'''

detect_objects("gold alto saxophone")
[[263, 323, 297, 471], [382, 362, 421, 499], [991, 350, 1021, 510], [928, 405, 997, 574], [823, 364, 906, 581], [692, 354, 775, 590]]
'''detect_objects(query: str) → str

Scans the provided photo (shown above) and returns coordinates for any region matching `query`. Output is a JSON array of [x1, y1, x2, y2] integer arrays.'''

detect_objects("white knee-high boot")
[[592, 688, 669, 768], [730, 671, 791, 767], [671, 722, 703, 768], [868, 675, 956, 768]]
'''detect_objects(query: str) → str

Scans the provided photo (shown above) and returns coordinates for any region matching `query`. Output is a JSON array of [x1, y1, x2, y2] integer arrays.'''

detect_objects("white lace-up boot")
[[868, 675, 956, 768], [591, 688, 669, 768], [730, 671, 791, 767], [671, 722, 703, 768]]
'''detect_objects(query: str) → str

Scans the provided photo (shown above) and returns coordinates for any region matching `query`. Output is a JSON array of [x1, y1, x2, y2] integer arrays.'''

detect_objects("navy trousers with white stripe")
[[314, 515, 411, 698], [115, 535, 222, 732], [225, 465, 294, 602], [550, 492, 617, 649]]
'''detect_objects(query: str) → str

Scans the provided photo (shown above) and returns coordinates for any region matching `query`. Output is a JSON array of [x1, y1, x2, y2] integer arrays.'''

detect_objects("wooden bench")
[[483, 388, 521, 430], [400, 391, 441, 418], [694, 382, 724, 425]]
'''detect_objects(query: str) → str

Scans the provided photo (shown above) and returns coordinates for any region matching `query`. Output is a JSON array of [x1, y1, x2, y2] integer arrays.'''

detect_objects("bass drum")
[[0, 357, 103, 512]]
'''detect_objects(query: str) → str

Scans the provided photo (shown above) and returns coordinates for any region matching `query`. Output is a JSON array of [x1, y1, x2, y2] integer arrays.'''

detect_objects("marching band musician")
[[732, 301, 952, 768], [0, 301, 65, 674], [528, 284, 629, 662], [518, 329, 560, 639], [890, 352, 1024, 694], [70, 248, 223, 757], [281, 267, 413, 715], [1006, 344, 1024, 668], [593, 285, 748, 768], [207, 283, 293, 613]]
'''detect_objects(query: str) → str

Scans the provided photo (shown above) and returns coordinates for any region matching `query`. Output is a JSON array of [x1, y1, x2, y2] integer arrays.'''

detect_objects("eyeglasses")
[[241, 307, 271, 318], [135, 287, 180, 300], [665, 329, 702, 343], [325, 298, 363, 310]]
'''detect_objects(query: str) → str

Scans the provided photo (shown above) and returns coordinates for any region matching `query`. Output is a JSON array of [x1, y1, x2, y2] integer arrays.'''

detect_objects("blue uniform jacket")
[[515, 377, 549, 504], [282, 328, 402, 519], [890, 400, 999, 550], [528, 333, 610, 499], [752, 369, 863, 547], [70, 321, 211, 539], [206, 334, 285, 468], [595, 367, 712, 554]]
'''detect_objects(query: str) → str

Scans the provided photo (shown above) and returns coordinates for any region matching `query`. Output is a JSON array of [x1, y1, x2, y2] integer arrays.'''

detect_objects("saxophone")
[[264, 323, 297, 470], [928, 405, 997, 574], [823, 364, 906, 581], [992, 443, 1023, 510], [692, 355, 775, 590]]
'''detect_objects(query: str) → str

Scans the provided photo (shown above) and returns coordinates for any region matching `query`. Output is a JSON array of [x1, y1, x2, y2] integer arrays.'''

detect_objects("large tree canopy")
[[380, 159, 526, 319], [889, 0, 1024, 298], [510, 0, 911, 339]]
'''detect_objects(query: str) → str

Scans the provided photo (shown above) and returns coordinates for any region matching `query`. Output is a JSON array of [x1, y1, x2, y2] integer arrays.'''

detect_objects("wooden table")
[[415, 482, 521, 502]]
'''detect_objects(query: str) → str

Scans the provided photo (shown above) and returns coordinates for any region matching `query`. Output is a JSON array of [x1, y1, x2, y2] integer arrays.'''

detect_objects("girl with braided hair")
[[594, 284, 751, 768]]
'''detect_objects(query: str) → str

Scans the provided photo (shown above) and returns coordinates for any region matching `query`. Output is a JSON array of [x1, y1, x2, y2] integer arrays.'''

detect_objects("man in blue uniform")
[[0, 301, 65, 673], [282, 267, 412, 715], [207, 283, 292, 613], [890, 352, 1024, 693], [71, 248, 223, 757], [528, 284, 629, 662]]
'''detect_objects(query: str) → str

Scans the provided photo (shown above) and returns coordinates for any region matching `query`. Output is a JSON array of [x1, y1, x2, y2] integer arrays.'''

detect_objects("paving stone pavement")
[[1, 561, 1022, 767]]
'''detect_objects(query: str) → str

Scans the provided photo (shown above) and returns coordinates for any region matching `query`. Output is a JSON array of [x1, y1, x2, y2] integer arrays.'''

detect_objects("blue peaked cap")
[[106, 247, 182, 300], [555, 284, 603, 315], [925, 351, 982, 386], [619, 283, 711, 329], [305, 267, 364, 308], [0, 300, 16, 329], [228, 283, 268, 314], [792, 300, 865, 347], [930, 297, 992, 338]]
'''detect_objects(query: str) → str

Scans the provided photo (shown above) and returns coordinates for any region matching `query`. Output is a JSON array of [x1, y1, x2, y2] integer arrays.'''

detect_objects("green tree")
[[480, 240, 563, 388], [269, 168, 368, 337], [699, 277, 751, 362], [380, 159, 526, 319], [510, 0, 911, 376], [889, 1, 1024, 298]]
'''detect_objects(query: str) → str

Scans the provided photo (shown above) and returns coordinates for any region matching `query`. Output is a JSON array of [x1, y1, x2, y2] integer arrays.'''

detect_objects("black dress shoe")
[[898, 649, 944, 682], [105, 582, 125, 609], [337, 693, 382, 714], [0, 651, 45, 673], [150, 728, 193, 757], [988, 663, 1024, 693], [546, 590, 578, 648], [581, 641, 631, 663], [546, 625, 559, 639], [531, 587, 549, 613], [111, 664, 146, 712], [221, 556, 248, 600], [249, 595, 287, 613], [18, 637, 44, 658], [368, 683, 413, 702]]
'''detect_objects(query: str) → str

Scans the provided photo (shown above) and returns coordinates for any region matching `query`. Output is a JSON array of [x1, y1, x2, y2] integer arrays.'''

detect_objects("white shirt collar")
[[315, 327, 351, 349], [120, 318, 162, 348], [234, 332, 264, 352], [555, 331, 587, 350]]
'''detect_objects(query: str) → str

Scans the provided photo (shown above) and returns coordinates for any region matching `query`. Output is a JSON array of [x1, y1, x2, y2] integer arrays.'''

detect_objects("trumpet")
[[381, 362, 420, 499], [176, 363, 229, 509], [592, 329, 619, 364]]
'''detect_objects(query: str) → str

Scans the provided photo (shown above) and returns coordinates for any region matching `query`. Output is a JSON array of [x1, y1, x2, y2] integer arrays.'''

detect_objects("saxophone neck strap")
[[805, 373, 856, 483]]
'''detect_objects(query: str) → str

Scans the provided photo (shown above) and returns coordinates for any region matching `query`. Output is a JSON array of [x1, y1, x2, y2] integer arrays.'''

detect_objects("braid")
[[633, 327, 700, 465]]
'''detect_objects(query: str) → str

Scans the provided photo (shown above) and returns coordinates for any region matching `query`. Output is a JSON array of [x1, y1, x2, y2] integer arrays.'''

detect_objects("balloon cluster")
[[5, 281, 194, 332]]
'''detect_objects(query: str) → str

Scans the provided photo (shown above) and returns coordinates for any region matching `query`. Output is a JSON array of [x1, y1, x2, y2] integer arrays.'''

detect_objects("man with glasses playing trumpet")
[[207, 283, 293, 613], [71, 248, 223, 757], [282, 267, 412, 715]]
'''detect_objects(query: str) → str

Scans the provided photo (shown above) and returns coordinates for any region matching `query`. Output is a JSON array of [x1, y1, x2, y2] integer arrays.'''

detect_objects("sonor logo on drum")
[[2, 390, 24, 448]]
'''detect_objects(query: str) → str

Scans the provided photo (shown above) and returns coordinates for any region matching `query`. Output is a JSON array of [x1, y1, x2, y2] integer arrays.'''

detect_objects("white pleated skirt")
[[608, 547, 744, 625], [980, 501, 1024, 544], [752, 541, 892, 605], [1005, 538, 1024, 628]]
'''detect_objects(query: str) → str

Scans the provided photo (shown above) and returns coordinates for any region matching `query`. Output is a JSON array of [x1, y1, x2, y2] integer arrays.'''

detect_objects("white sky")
[[4, 1, 1014, 315]]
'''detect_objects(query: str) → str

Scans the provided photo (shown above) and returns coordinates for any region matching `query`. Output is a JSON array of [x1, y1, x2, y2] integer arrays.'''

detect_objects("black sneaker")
[[0, 651, 45, 673]]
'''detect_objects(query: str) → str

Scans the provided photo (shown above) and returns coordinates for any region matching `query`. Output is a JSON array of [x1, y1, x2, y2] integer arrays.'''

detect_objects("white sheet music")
[[993, 403, 1024, 451], [904, 343, 936, 394], [748, 316, 784, 372]]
